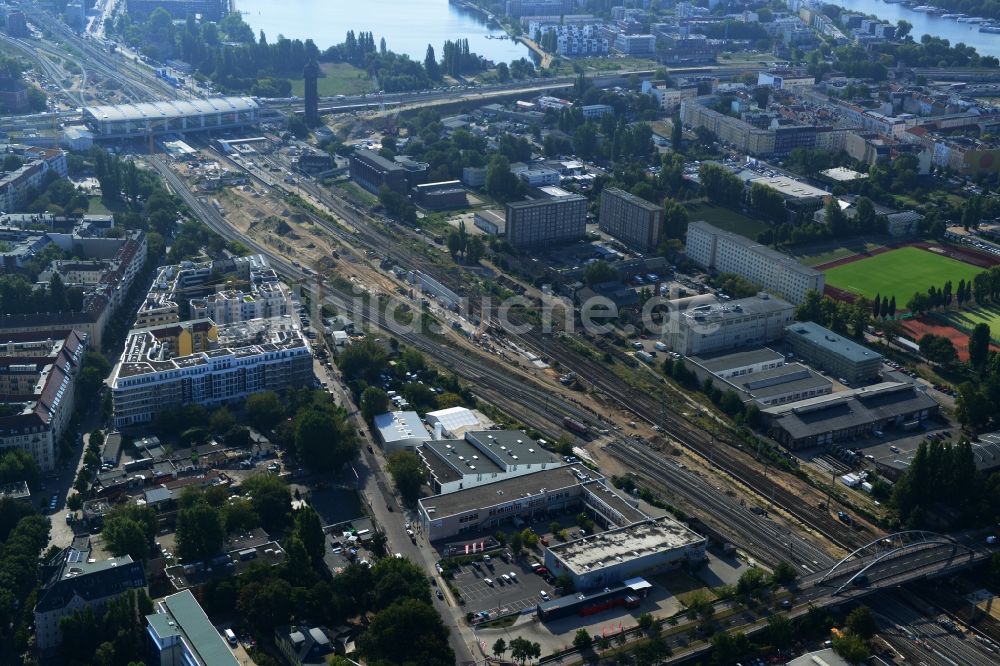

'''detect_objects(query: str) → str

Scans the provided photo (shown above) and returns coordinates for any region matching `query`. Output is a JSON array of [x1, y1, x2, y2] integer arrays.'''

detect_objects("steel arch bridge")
[[817, 531, 969, 595]]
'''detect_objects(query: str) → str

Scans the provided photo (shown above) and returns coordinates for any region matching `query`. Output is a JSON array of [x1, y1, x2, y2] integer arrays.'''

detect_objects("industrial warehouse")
[[83, 97, 260, 139]]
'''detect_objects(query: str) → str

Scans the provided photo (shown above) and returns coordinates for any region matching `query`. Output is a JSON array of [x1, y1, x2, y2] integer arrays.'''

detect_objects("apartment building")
[[35, 541, 147, 651], [643, 80, 699, 113], [125, 0, 228, 20], [110, 316, 312, 427], [680, 97, 776, 156], [190, 281, 290, 325], [599, 188, 663, 253], [505, 0, 573, 18], [0, 148, 68, 211], [505, 187, 587, 248], [685, 221, 824, 304], [0, 330, 87, 472], [665, 294, 795, 356]]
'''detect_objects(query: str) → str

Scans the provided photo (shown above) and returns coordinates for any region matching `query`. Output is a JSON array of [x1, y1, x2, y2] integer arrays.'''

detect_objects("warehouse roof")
[[373, 411, 429, 446], [548, 517, 705, 574], [785, 321, 883, 364], [85, 97, 258, 122], [731, 363, 831, 401]]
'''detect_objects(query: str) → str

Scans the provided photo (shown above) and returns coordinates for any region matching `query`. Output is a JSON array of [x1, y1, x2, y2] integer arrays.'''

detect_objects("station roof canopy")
[[85, 97, 258, 122]]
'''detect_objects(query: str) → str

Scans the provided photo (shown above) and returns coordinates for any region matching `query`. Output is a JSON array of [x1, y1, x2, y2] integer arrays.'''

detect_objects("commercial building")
[[349, 149, 428, 195], [687, 359, 832, 407], [545, 517, 706, 591], [0, 330, 87, 472], [412, 180, 467, 210], [35, 541, 147, 651], [762, 382, 939, 449], [373, 411, 431, 452], [125, 0, 228, 21], [419, 465, 650, 543], [515, 167, 561, 187], [110, 316, 312, 427], [418, 430, 563, 494], [614, 34, 657, 57], [83, 97, 259, 139], [506, 187, 587, 248], [505, 0, 573, 18], [424, 406, 492, 439], [665, 293, 795, 356], [757, 70, 815, 90], [685, 221, 824, 304], [686, 347, 785, 380], [146, 589, 239, 666], [599, 188, 663, 253], [474, 209, 506, 236], [784, 321, 883, 384]]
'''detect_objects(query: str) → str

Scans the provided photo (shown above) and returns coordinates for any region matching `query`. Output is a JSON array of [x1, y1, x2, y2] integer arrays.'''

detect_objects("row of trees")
[[58, 589, 152, 666], [0, 508, 50, 657], [796, 290, 872, 339]]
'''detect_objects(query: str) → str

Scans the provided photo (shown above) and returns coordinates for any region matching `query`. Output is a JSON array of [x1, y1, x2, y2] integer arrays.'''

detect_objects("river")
[[832, 0, 1000, 59], [233, 0, 530, 63]]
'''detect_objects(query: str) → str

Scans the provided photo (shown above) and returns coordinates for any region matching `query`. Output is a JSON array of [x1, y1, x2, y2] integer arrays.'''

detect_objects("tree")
[[485, 154, 524, 203], [896, 19, 913, 40], [360, 386, 390, 422], [846, 605, 878, 639], [294, 505, 326, 564], [573, 628, 593, 650], [770, 560, 798, 586], [387, 450, 426, 505], [237, 578, 294, 633], [209, 406, 236, 435], [919, 333, 958, 365], [508, 636, 542, 665], [663, 199, 688, 240], [671, 117, 682, 150], [584, 260, 617, 285], [67, 492, 83, 511], [102, 516, 150, 561], [0, 448, 40, 488], [362, 598, 454, 666], [492, 638, 507, 659], [766, 613, 794, 649], [295, 409, 357, 472], [698, 163, 743, 206], [176, 500, 224, 562], [833, 632, 870, 662], [423, 44, 440, 80], [969, 323, 991, 369], [245, 391, 286, 431], [241, 473, 291, 532]]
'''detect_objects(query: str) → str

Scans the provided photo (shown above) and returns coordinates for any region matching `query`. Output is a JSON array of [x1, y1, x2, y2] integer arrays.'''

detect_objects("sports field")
[[945, 305, 1000, 341], [824, 246, 983, 305]]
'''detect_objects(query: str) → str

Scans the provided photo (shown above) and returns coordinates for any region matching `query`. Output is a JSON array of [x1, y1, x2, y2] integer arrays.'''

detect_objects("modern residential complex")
[[599, 187, 664, 253], [505, 187, 587, 248], [784, 321, 884, 384], [125, 0, 229, 21], [110, 316, 313, 427], [35, 540, 147, 651], [83, 97, 260, 139], [505, 0, 573, 18], [665, 293, 796, 356], [0, 330, 87, 472], [685, 221, 824, 304]]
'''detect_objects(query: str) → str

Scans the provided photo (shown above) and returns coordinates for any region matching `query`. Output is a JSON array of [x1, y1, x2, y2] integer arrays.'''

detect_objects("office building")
[[665, 293, 795, 356], [35, 541, 147, 651], [599, 188, 663, 253], [0, 330, 87, 472], [614, 34, 657, 57], [418, 430, 562, 494], [784, 321, 883, 384], [125, 0, 228, 21], [349, 149, 428, 195], [505, 187, 587, 248], [110, 316, 312, 427], [685, 221, 824, 304], [545, 517, 706, 591], [412, 180, 467, 210], [84, 97, 259, 139], [419, 465, 652, 542], [146, 590, 239, 666]]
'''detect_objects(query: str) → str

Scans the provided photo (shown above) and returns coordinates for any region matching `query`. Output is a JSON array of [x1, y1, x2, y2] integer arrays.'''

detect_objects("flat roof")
[[785, 321, 883, 364], [548, 517, 704, 574], [748, 174, 828, 199], [688, 347, 785, 373], [419, 465, 597, 519], [465, 430, 560, 466], [821, 166, 868, 182], [422, 438, 505, 476], [85, 97, 257, 122], [602, 187, 663, 212], [154, 590, 239, 666], [373, 411, 429, 444], [731, 363, 831, 400], [679, 294, 794, 325]]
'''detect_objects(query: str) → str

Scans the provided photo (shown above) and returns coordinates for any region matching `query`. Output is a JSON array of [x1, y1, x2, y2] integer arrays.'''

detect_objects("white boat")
[[957, 16, 983, 22], [911, 5, 934, 12], [980, 24, 1000, 32], [940, 13, 964, 19]]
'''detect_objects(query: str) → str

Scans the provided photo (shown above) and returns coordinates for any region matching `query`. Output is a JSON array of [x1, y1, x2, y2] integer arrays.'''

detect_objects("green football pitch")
[[824, 246, 983, 305]]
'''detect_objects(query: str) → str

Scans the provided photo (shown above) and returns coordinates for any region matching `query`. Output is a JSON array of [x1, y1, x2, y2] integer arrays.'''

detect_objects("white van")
[[224, 628, 237, 646]]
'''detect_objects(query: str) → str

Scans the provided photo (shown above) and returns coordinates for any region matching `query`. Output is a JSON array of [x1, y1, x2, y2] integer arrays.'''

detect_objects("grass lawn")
[[944, 305, 1000, 340], [825, 246, 983, 305], [87, 195, 112, 215], [289, 62, 374, 97], [789, 241, 884, 268], [684, 201, 770, 240]]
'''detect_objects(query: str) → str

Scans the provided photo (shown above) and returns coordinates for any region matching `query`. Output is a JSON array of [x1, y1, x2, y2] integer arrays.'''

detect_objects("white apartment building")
[[666, 294, 795, 356], [190, 281, 290, 325], [685, 221, 823, 304], [110, 316, 312, 427]]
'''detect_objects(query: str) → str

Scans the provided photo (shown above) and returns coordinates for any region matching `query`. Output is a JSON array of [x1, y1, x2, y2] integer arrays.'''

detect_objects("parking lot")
[[450, 557, 554, 619]]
